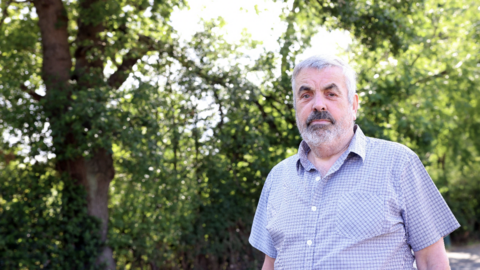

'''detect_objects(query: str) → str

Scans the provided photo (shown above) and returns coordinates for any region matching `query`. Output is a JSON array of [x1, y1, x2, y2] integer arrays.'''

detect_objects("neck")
[[307, 127, 355, 176]]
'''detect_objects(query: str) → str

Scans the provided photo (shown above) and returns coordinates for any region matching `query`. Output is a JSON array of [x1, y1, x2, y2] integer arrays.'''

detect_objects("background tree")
[[352, 0, 480, 242], [0, 0, 189, 268]]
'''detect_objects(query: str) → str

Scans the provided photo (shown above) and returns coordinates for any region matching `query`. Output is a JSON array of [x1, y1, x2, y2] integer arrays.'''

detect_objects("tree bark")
[[56, 150, 116, 269], [33, 0, 71, 90]]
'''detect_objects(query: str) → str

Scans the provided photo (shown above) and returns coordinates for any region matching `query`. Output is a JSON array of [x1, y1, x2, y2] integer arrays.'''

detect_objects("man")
[[249, 55, 460, 269]]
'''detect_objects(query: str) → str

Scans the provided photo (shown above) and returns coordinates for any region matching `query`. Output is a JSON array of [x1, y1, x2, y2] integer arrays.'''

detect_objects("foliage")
[[351, 0, 480, 241], [0, 162, 102, 269]]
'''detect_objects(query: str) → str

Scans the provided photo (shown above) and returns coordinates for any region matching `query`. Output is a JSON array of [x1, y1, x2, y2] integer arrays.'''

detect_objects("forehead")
[[295, 66, 346, 89]]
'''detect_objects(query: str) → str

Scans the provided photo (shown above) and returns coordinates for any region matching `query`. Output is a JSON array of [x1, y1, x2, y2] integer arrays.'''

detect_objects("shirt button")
[[307, 240, 312, 246], [311, 206, 317, 211], [315, 177, 320, 181]]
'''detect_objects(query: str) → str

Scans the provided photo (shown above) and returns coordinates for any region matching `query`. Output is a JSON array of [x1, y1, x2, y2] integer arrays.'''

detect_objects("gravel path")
[[448, 244, 480, 269]]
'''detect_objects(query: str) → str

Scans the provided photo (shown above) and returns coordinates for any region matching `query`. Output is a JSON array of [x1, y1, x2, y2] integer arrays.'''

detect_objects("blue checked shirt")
[[249, 125, 460, 269]]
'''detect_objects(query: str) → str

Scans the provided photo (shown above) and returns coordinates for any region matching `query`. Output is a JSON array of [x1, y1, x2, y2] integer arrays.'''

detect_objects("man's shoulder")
[[365, 136, 417, 159], [265, 154, 299, 186], [261, 155, 299, 199], [270, 154, 299, 173]]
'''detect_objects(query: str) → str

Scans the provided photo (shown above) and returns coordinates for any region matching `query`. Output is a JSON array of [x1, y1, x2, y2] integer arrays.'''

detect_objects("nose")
[[312, 93, 327, 111]]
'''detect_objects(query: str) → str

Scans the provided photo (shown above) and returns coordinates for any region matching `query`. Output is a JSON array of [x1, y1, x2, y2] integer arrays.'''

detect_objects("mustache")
[[306, 110, 336, 126]]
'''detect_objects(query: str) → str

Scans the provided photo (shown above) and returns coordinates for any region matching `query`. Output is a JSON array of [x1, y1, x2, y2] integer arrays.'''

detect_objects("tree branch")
[[411, 70, 448, 86], [76, 1, 154, 89], [411, 22, 438, 68], [106, 35, 156, 89], [72, 0, 106, 86], [211, 86, 225, 129], [252, 100, 279, 133], [160, 47, 232, 130], [20, 83, 44, 101], [279, 0, 299, 78], [33, 0, 72, 92], [167, 48, 281, 132]]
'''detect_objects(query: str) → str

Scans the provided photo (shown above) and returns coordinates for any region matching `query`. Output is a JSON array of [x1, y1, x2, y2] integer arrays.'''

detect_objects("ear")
[[351, 94, 359, 120]]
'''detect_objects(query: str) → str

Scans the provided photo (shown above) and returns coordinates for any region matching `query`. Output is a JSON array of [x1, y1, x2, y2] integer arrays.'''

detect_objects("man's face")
[[294, 67, 359, 148]]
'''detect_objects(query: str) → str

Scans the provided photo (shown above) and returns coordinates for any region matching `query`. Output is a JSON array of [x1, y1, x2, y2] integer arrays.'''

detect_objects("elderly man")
[[249, 55, 459, 269]]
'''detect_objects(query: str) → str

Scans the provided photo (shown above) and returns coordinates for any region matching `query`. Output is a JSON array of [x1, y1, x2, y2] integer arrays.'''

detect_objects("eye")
[[327, 92, 336, 97], [301, 93, 311, 99]]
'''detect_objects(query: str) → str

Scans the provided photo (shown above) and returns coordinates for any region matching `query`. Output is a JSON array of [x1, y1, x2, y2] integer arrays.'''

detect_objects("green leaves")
[[352, 0, 480, 241], [0, 165, 102, 270]]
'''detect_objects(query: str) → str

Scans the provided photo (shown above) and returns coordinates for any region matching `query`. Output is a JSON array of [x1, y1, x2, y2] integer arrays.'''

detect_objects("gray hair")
[[291, 55, 356, 108]]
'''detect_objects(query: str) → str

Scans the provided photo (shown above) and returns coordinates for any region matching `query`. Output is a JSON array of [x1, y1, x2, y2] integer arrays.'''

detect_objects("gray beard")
[[296, 113, 349, 149]]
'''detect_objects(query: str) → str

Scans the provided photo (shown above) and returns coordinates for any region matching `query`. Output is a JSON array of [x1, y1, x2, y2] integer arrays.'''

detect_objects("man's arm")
[[414, 238, 450, 270], [262, 254, 275, 270]]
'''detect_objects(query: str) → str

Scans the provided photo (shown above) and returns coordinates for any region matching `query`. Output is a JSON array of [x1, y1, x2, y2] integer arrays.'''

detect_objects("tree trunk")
[[56, 150, 116, 269], [85, 150, 115, 269], [34, 0, 116, 268]]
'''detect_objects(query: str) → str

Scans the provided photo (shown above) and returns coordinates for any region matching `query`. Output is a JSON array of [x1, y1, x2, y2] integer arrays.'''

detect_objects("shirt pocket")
[[335, 192, 386, 241]]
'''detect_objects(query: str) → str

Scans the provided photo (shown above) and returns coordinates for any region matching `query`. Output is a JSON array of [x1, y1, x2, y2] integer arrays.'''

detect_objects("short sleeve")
[[249, 174, 277, 258], [401, 154, 460, 251]]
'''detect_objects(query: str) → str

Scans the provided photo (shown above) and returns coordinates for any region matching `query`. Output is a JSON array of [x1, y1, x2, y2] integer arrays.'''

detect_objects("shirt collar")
[[296, 124, 367, 175]]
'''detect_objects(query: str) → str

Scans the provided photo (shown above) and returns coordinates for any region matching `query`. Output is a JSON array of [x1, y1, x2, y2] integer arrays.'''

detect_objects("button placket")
[[305, 173, 322, 269]]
